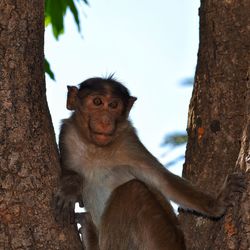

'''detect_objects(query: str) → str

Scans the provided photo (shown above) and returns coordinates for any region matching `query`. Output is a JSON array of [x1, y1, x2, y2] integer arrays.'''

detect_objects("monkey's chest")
[[82, 166, 134, 228], [82, 182, 111, 227]]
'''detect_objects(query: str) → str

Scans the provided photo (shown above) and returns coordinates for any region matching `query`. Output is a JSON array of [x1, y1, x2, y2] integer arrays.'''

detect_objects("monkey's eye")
[[93, 97, 103, 106], [109, 101, 118, 109]]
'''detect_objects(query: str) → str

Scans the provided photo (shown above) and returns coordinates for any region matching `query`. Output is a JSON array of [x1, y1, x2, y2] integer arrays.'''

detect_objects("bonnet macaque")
[[55, 76, 245, 249]]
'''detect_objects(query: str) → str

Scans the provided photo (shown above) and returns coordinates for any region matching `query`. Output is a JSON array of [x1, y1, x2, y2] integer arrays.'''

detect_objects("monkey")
[[55, 76, 245, 249]]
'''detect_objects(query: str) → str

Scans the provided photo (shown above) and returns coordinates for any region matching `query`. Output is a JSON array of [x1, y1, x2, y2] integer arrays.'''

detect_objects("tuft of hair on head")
[[104, 72, 116, 81]]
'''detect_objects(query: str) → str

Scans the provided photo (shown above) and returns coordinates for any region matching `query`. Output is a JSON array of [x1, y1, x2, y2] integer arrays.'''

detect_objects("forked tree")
[[0, 0, 249, 249]]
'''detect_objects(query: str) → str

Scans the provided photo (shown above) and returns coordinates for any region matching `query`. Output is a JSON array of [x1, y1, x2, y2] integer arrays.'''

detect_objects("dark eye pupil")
[[93, 98, 102, 106], [109, 101, 118, 109]]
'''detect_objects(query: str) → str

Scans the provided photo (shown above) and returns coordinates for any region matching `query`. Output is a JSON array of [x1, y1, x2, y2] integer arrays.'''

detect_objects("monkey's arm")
[[54, 168, 84, 223], [54, 121, 85, 222], [121, 134, 245, 218], [130, 160, 245, 218]]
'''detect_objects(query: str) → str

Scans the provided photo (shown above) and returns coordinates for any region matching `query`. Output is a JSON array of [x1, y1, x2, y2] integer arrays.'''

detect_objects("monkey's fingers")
[[54, 194, 65, 212], [54, 198, 66, 222], [69, 202, 76, 224], [58, 200, 75, 225], [227, 173, 246, 193], [53, 194, 71, 223], [78, 200, 84, 208], [230, 184, 246, 194], [227, 172, 245, 182]]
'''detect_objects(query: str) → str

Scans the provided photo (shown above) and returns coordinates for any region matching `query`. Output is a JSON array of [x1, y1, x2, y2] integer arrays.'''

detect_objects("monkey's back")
[[99, 179, 186, 250]]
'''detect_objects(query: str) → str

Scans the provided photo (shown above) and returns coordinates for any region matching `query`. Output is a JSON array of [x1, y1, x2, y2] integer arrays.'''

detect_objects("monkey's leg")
[[75, 212, 100, 250], [100, 180, 186, 250]]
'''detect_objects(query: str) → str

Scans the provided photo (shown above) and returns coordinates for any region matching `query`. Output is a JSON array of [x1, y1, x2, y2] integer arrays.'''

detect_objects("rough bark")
[[179, 0, 250, 249], [0, 1, 82, 249]]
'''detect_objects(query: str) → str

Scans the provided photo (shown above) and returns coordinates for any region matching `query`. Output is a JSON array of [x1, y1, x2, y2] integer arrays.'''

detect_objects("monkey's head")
[[67, 77, 137, 146]]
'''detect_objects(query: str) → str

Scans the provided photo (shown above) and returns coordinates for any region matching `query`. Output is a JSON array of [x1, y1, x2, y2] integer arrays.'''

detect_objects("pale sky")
[[45, 0, 200, 175]]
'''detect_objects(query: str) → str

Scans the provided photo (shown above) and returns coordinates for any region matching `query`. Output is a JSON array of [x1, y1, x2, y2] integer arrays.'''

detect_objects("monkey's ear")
[[126, 96, 137, 114], [67, 86, 79, 110]]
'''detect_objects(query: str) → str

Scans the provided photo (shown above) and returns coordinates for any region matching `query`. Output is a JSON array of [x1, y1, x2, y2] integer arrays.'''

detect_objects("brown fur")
[[100, 180, 185, 250]]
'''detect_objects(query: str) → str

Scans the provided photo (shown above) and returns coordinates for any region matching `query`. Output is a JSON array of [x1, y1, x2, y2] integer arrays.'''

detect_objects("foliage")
[[45, 0, 88, 40], [162, 77, 193, 167], [162, 132, 187, 167], [44, 58, 55, 80], [44, 0, 88, 79], [162, 132, 187, 148], [180, 77, 194, 86], [165, 155, 185, 168]]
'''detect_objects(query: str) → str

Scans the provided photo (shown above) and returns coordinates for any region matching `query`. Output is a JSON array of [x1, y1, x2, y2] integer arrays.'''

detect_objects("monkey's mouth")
[[92, 132, 113, 145]]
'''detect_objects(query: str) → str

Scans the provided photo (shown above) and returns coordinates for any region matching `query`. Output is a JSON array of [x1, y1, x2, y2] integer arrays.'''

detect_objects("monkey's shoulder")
[[60, 120, 87, 153], [59, 117, 157, 176]]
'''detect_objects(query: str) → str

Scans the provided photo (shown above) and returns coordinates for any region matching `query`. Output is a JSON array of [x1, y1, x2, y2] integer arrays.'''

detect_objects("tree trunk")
[[0, 1, 82, 249], [179, 0, 250, 249]]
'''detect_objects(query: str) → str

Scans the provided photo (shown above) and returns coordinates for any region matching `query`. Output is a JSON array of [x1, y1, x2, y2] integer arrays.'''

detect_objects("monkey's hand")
[[211, 172, 246, 218], [53, 171, 84, 224]]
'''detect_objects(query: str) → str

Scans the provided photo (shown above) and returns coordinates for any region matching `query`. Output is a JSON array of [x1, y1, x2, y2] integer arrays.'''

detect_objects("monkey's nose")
[[99, 116, 113, 132]]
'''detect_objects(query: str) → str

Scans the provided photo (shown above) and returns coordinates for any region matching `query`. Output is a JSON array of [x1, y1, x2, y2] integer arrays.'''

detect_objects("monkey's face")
[[82, 93, 125, 146], [67, 82, 136, 147]]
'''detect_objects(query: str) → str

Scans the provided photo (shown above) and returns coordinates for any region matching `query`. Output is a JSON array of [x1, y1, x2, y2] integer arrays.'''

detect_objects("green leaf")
[[45, 15, 51, 27], [45, 0, 67, 40], [76, 0, 89, 5], [45, 0, 89, 40], [162, 132, 187, 148], [44, 0, 89, 79], [67, 0, 80, 31], [45, 58, 55, 80]]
